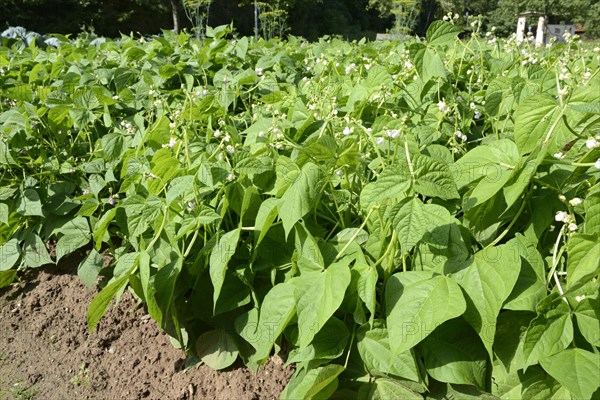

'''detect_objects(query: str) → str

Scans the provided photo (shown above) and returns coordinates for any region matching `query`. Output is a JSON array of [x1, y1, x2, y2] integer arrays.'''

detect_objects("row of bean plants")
[[0, 21, 599, 399]]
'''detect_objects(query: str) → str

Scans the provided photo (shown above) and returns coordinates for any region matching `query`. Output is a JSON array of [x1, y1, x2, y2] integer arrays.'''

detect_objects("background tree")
[[368, 0, 421, 36]]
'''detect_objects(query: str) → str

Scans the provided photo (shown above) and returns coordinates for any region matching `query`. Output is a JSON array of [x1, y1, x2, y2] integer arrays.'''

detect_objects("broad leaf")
[[452, 241, 521, 359], [386, 274, 466, 355], [209, 229, 240, 311], [279, 162, 323, 238], [356, 320, 421, 382], [523, 295, 573, 369], [291, 258, 352, 348], [514, 95, 561, 156], [426, 20, 462, 46], [196, 330, 239, 370], [540, 349, 600, 400], [421, 319, 488, 389]]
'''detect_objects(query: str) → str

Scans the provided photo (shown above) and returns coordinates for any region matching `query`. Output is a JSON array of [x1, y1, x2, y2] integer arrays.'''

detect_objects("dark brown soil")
[[0, 259, 293, 400]]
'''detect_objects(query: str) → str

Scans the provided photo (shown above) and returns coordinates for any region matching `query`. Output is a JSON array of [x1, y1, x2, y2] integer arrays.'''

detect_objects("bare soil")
[[0, 257, 292, 400]]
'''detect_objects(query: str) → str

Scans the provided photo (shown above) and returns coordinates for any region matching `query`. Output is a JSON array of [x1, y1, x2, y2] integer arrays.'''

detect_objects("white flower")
[[554, 152, 565, 159], [258, 131, 265, 138], [224, 134, 231, 142], [226, 145, 235, 154], [555, 211, 569, 222], [213, 129, 221, 137], [569, 198, 582, 206], [466, 69, 472, 75], [187, 201, 195, 209], [558, 87, 568, 96], [404, 61, 413, 69], [575, 295, 586, 302], [227, 172, 235, 181], [376, 137, 385, 145], [82, 189, 90, 195], [386, 129, 400, 139], [343, 126, 353, 136], [585, 138, 599, 149], [169, 122, 176, 129], [568, 223, 578, 231], [437, 100, 448, 114], [168, 137, 177, 148], [255, 67, 263, 76], [595, 159, 600, 169], [335, 169, 343, 176]]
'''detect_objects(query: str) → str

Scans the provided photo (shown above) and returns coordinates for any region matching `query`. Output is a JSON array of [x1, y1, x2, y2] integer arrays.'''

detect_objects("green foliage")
[[1, 20, 599, 399]]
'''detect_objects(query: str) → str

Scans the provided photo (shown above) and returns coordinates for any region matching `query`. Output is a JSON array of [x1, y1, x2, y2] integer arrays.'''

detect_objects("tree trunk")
[[170, 0, 181, 32]]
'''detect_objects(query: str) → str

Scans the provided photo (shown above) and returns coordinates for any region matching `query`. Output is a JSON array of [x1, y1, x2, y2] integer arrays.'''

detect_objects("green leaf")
[[250, 282, 296, 363], [356, 320, 421, 382], [540, 349, 600, 400], [567, 233, 600, 288], [0, 239, 21, 271], [354, 262, 378, 318], [56, 234, 90, 262], [493, 311, 533, 374], [421, 319, 488, 389], [365, 378, 424, 400], [421, 48, 446, 81], [453, 140, 519, 189], [426, 20, 463, 46], [0, 270, 18, 289], [584, 190, 600, 235], [523, 295, 573, 369], [209, 229, 240, 312], [295, 223, 325, 273], [291, 258, 352, 348], [101, 133, 125, 161], [452, 242, 521, 359], [464, 168, 514, 210], [254, 197, 280, 249], [0, 140, 15, 165], [573, 296, 600, 347], [279, 162, 324, 238], [360, 166, 410, 210], [287, 317, 349, 364], [16, 188, 44, 217], [149, 149, 180, 194], [386, 274, 466, 355], [391, 197, 429, 253], [514, 95, 561, 156], [93, 208, 117, 250], [196, 330, 239, 370], [78, 249, 104, 289], [412, 154, 459, 200], [87, 273, 130, 333], [23, 232, 53, 268], [503, 234, 547, 311], [281, 364, 344, 400]]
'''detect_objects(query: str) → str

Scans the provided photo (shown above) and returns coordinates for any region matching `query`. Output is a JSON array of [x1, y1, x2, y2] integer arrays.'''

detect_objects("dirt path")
[[0, 258, 292, 400]]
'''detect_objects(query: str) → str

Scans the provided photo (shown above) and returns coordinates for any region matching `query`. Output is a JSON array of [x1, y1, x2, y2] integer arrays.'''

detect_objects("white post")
[[516, 16, 527, 43], [536, 16, 545, 46]]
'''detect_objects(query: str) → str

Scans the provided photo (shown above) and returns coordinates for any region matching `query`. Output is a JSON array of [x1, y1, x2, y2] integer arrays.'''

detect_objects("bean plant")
[[0, 21, 599, 399]]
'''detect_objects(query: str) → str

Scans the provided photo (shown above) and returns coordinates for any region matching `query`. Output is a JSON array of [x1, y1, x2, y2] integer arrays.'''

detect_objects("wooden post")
[[535, 15, 545, 46], [516, 15, 526, 43]]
